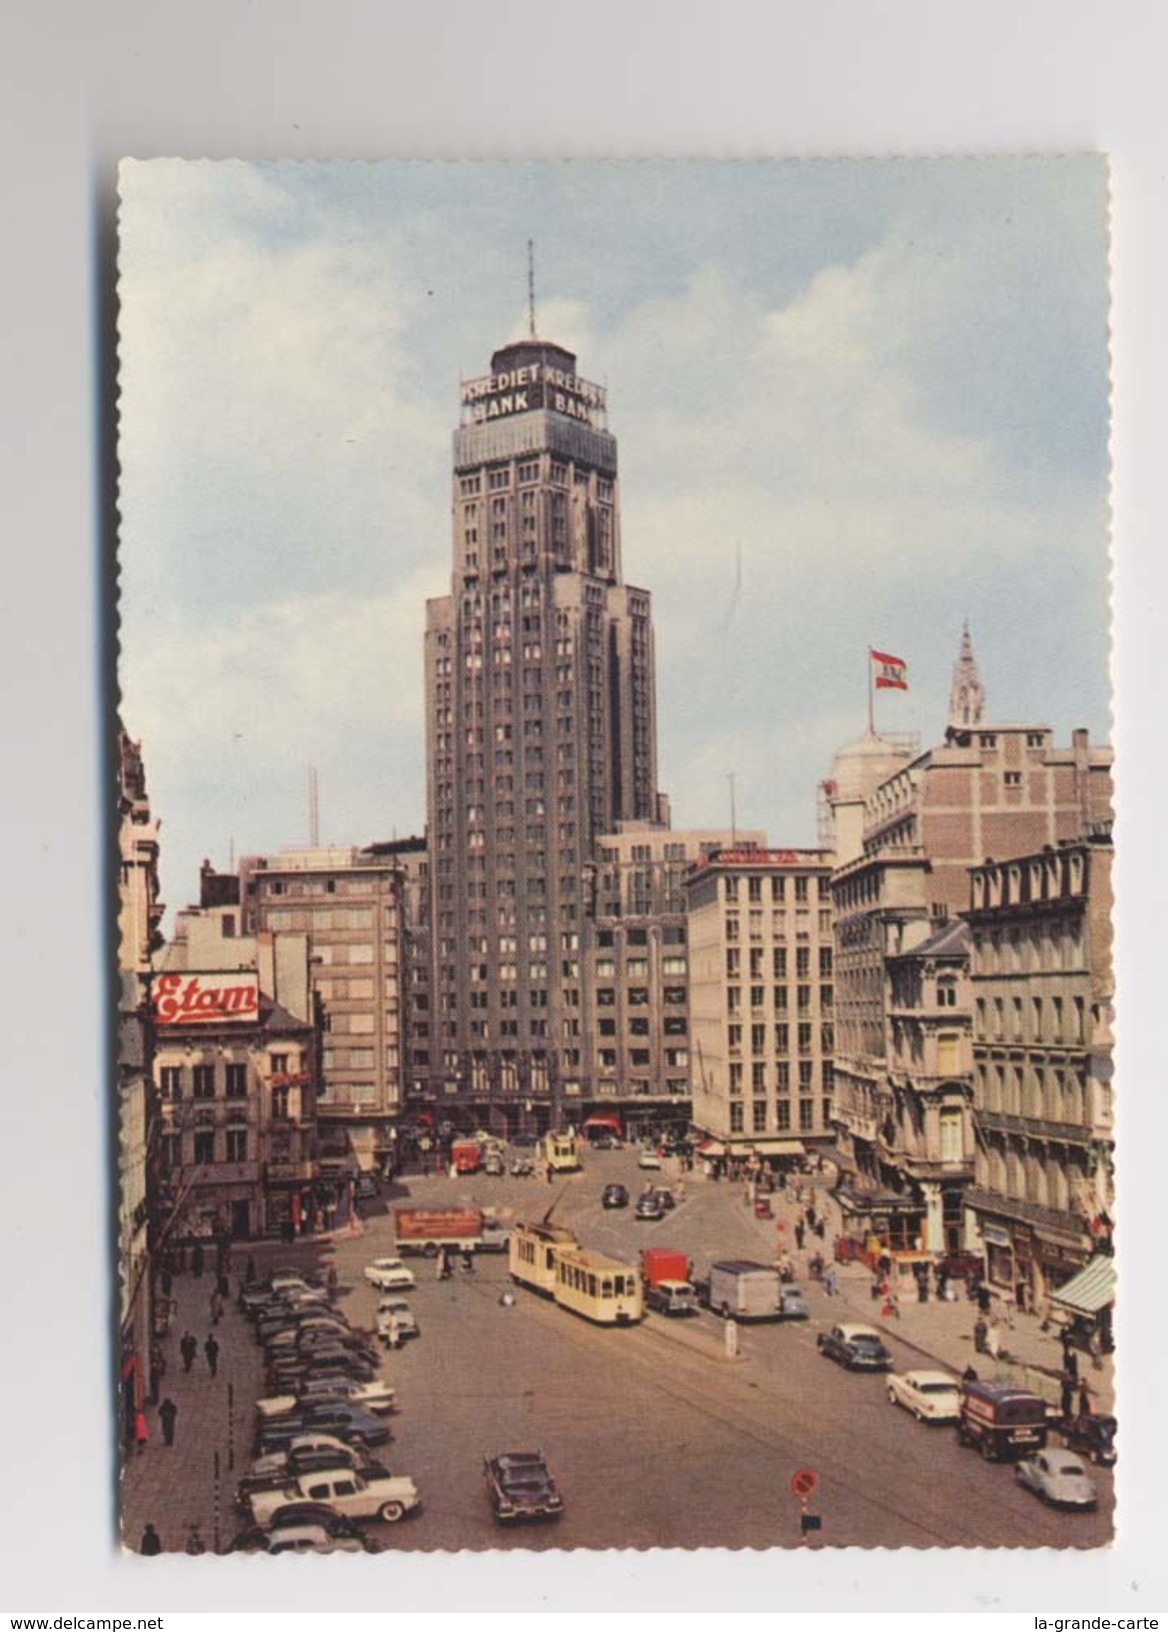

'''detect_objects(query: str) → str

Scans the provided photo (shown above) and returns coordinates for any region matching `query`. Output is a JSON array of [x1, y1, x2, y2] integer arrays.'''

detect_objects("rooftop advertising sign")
[[153, 971, 260, 1026], [460, 362, 606, 426]]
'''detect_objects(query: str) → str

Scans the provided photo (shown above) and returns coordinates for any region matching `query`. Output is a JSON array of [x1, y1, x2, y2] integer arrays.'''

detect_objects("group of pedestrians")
[[179, 1328, 221, 1376]]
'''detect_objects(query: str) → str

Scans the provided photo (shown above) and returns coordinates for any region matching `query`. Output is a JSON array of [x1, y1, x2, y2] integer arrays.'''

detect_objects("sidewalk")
[[753, 1170, 1114, 1416], [121, 1249, 319, 1555]]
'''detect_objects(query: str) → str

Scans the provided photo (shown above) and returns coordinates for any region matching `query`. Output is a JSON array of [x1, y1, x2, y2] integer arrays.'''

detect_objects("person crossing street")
[[204, 1332, 220, 1377]]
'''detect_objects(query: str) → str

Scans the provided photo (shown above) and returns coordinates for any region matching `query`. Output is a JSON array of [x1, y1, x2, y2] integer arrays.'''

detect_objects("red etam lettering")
[[154, 972, 259, 1025]]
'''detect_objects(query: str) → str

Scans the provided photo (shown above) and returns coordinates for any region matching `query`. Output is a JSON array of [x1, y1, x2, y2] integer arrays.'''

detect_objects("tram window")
[[601, 1279, 613, 1297], [588, 1274, 597, 1297]]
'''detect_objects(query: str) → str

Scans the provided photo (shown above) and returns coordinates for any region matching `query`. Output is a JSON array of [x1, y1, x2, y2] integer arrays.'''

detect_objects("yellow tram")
[[509, 1221, 643, 1325]]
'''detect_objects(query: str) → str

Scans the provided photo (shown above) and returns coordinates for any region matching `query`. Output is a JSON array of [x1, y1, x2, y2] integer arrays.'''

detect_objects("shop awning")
[[1049, 1255, 1116, 1315], [697, 1138, 727, 1156], [748, 1140, 806, 1157], [836, 1189, 924, 1217]]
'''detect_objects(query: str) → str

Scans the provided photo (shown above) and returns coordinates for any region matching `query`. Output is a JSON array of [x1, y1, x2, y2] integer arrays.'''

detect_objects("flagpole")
[[867, 647, 874, 736]]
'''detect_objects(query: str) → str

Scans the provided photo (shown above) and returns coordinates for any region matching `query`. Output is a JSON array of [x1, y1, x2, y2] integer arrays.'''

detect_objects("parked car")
[[601, 1183, 629, 1210], [230, 1520, 375, 1554], [636, 1150, 662, 1171], [634, 1193, 665, 1221], [886, 1369, 962, 1423], [250, 1434, 375, 1479], [1060, 1412, 1117, 1466], [364, 1257, 417, 1291], [817, 1323, 894, 1372], [251, 1467, 422, 1527], [256, 1402, 393, 1455], [483, 1451, 564, 1524], [1015, 1449, 1098, 1509], [654, 1188, 676, 1211], [271, 1376, 396, 1415]]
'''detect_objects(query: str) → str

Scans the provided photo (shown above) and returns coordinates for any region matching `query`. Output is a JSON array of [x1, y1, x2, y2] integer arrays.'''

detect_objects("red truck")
[[393, 1206, 511, 1257], [640, 1246, 697, 1317], [451, 1139, 483, 1175]]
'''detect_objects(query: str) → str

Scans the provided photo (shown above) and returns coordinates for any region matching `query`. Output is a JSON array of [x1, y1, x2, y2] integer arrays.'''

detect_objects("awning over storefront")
[[836, 1188, 924, 1217], [748, 1140, 806, 1157], [1049, 1255, 1116, 1315], [697, 1139, 727, 1156]]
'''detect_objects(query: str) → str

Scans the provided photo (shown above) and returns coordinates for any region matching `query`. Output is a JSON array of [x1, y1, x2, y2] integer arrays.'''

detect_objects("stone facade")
[[964, 831, 1115, 1305], [153, 910, 319, 1240], [686, 848, 837, 1163]]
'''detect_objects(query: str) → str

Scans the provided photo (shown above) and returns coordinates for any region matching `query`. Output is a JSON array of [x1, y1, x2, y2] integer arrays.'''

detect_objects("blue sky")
[[117, 158, 1111, 922]]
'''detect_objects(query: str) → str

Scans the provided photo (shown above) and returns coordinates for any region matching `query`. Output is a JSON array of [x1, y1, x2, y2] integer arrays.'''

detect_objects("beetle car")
[[483, 1450, 564, 1524], [1015, 1448, 1098, 1510], [602, 1183, 629, 1210]]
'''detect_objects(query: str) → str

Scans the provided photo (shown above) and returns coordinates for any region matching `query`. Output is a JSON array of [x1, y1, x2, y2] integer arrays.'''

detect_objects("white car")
[[1015, 1449, 1098, 1510], [886, 1369, 962, 1423], [256, 1378, 397, 1418], [637, 1150, 662, 1171], [377, 1297, 419, 1342], [252, 1467, 422, 1527], [364, 1257, 417, 1291]]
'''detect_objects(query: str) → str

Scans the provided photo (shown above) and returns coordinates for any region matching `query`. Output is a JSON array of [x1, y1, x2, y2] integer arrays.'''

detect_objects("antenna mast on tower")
[[527, 239, 537, 339]]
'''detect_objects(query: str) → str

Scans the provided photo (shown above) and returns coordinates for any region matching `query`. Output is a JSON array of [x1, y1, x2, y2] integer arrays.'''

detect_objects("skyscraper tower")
[[424, 334, 662, 1130]]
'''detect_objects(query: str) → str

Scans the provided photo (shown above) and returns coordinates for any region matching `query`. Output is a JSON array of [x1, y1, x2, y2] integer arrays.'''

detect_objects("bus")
[[553, 1244, 643, 1326], [509, 1220, 580, 1297], [542, 1131, 581, 1172]]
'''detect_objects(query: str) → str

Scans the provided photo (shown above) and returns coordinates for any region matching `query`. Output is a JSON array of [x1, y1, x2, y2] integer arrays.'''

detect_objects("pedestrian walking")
[[217, 1271, 230, 1300], [185, 1524, 206, 1556], [204, 1333, 220, 1377], [180, 1330, 197, 1373], [245, 1254, 257, 1285], [794, 1223, 805, 1251], [546, 1165, 553, 1184], [192, 1242, 204, 1279], [160, 1265, 173, 1299], [824, 1266, 837, 1297], [158, 1396, 177, 1446], [139, 1523, 162, 1556], [209, 1289, 224, 1325], [134, 1408, 149, 1455], [1061, 1376, 1076, 1419], [806, 1202, 817, 1229]]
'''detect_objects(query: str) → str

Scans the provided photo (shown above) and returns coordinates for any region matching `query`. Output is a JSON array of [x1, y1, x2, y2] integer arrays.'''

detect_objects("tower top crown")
[[948, 620, 986, 731]]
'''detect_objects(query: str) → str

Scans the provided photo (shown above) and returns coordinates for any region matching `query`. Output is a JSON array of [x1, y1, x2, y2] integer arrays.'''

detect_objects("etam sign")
[[154, 972, 260, 1027]]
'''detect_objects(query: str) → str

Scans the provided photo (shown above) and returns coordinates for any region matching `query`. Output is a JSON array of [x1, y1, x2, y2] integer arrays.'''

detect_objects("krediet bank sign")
[[461, 362, 606, 426]]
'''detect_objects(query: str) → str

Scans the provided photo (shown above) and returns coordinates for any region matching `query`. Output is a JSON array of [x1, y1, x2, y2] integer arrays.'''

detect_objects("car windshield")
[[1058, 1466, 1085, 1478]]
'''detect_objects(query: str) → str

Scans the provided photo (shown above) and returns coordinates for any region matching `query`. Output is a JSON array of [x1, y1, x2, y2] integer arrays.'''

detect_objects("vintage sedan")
[[1015, 1449, 1098, 1509], [636, 1150, 662, 1171], [886, 1369, 962, 1423], [634, 1192, 665, 1221], [250, 1433, 373, 1479], [601, 1183, 629, 1210], [817, 1323, 894, 1372], [483, 1451, 564, 1525], [256, 1402, 393, 1456], [363, 1257, 417, 1292]]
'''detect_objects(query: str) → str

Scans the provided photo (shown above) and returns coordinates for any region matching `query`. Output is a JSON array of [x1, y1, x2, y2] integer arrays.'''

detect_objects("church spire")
[[948, 621, 986, 731]]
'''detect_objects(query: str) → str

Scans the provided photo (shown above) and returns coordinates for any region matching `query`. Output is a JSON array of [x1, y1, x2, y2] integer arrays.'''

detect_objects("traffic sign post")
[[791, 1467, 821, 1545]]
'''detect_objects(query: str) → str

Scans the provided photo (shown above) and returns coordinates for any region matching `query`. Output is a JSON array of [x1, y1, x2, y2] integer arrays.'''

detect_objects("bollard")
[[724, 1319, 739, 1360], [212, 1448, 221, 1555]]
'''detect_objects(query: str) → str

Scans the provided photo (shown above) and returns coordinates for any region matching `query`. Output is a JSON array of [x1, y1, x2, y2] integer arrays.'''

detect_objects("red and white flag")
[[871, 648, 908, 691]]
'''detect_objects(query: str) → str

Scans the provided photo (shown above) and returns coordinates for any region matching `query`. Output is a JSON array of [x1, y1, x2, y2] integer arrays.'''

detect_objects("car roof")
[[493, 1451, 546, 1467], [837, 1323, 884, 1340], [1043, 1449, 1088, 1470], [902, 1369, 959, 1386]]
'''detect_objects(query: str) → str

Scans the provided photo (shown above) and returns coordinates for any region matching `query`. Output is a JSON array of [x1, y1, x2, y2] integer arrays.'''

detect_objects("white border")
[[3, 0, 1165, 1613]]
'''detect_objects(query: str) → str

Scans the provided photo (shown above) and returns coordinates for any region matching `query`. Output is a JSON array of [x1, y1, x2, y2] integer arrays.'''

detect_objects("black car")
[[257, 1404, 392, 1455], [634, 1193, 664, 1221], [602, 1183, 629, 1209], [483, 1451, 564, 1524], [1060, 1412, 1117, 1466], [817, 1323, 894, 1372]]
